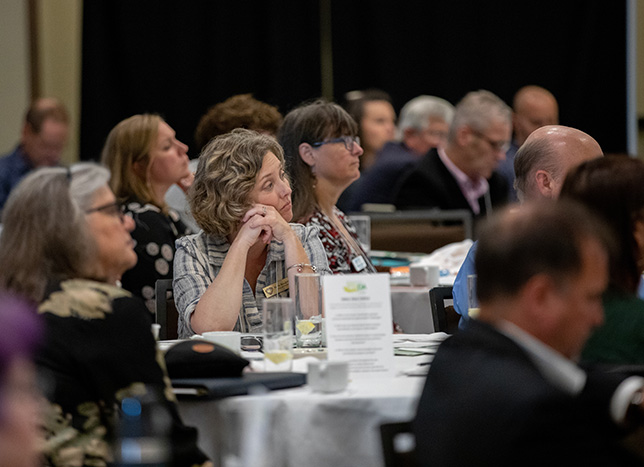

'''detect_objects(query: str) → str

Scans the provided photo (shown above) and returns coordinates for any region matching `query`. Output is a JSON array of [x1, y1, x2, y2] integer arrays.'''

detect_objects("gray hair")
[[448, 90, 511, 143], [396, 95, 455, 139], [0, 162, 109, 302]]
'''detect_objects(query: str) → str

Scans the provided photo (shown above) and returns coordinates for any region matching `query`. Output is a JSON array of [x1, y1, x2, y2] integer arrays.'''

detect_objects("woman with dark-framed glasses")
[[279, 99, 377, 274], [102, 114, 193, 311], [0, 163, 210, 466]]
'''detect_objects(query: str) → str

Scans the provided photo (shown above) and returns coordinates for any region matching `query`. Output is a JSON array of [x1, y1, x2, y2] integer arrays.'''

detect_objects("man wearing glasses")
[[393, 90, 510, 219]]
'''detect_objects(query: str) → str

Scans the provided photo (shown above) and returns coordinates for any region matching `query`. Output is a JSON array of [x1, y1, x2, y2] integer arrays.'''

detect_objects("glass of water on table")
[[262, 298, 294, 371], [294, 273, 324, 348]]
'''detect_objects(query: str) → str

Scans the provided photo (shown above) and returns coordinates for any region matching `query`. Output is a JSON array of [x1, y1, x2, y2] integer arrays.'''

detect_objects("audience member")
[[345, 95, 455, 212], [166, 94, 283, 232], [337, 89, 396, 211], [497, 85, 559, 201], [560, 156, 644, 365], [193, 93, 283, 153], [414, 201, 644, 466], [279, 99, 376, 274], [174, 129, 330, 338], [393, 90, 510, 217], [0, 97, 69, 211], [0, 294, 43, 467], [342, 88, 396, 171], [101, 114, 193, 311], [0, 163, 209, 466], [452, 125, 603, 325]]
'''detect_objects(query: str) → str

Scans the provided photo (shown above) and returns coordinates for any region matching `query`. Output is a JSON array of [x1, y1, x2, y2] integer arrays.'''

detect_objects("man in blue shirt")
[[0, 98, 69, 210], [453, 125, 603, 328]]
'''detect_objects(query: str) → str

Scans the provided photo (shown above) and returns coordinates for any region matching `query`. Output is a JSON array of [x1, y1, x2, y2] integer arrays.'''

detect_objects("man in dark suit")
[[343, 95, 454, 212], [393, 90, 510, 218], [414, 201, 644, 466]]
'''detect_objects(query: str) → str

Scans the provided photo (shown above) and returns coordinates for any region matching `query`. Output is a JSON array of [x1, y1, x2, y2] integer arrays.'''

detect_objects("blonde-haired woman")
[[102, 114, 193, 310], [174, 128, 330, 337]]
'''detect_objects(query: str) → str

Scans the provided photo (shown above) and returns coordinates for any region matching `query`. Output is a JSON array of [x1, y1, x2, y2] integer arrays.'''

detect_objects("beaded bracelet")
[[287, 263, 317, 273]]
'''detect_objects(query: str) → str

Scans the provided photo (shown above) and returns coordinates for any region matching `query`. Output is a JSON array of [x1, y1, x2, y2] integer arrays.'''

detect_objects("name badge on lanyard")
[[263, 277, 289, 298], [351, 255, 367, 272]]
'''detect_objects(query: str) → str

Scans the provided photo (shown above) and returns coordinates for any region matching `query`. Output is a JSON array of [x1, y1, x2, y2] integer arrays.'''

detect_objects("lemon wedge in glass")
[[296, 320, 316, 335], [264, 350, 292, 364]]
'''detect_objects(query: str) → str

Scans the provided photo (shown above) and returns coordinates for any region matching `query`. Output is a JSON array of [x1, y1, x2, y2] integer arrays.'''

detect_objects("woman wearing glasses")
[[0, 163, 209, 466], [279, 99, 376, 274], [174, 129, 329, 337], [102, 114, 193, 311]]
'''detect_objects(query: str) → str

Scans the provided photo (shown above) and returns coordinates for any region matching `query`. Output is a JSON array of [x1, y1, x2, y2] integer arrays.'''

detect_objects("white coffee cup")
[[307, 360, 349, 393], [200, 331, 241, 355], [409, 264, 440, 288]]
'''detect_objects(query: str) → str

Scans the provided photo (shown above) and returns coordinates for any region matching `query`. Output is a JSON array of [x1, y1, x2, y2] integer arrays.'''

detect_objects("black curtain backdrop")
[[81, 0, 628, 161]]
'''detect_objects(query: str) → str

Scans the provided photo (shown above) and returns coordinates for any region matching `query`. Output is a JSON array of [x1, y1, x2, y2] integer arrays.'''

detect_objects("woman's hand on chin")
[[233, 213, 267, 250], [244, 204, 293, 243]]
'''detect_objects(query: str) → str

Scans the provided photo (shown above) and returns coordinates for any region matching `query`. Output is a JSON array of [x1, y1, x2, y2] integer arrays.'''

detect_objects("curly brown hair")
[[190, 128, 285, 236], [194, 94, 283, 153]]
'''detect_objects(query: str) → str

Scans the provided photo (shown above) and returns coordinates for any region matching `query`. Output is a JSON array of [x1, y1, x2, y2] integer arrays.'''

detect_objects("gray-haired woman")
[[0, 163, 210, 467]]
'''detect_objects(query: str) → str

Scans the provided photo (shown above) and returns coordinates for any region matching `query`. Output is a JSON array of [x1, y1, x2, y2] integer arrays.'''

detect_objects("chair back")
[[154, 279, 179, 340], [429, 286, 459, 334], [380, 421, 417, 467], [363, 209, 472, 254]]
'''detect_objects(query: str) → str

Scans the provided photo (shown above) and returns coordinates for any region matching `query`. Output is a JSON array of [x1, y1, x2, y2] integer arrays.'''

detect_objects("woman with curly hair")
[[173, 128, 330, 337]]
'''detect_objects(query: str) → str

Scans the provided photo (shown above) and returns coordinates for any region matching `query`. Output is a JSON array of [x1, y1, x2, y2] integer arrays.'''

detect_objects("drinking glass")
[[294, 273, 323, 348], [262, 298, 294, 371], [467, 274, 480, 319], [348, 214, 371, 255]]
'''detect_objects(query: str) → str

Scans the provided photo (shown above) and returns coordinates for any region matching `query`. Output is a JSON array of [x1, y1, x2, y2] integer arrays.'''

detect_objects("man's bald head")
[[514, 125, 603, 202], [512, 85, 559, 146]]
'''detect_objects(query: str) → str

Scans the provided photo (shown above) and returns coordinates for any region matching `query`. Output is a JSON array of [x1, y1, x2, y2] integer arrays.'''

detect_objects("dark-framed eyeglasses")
[[471, 129, 510, 153], [311, 135, 361, 151], [85, 201, 126, 222]]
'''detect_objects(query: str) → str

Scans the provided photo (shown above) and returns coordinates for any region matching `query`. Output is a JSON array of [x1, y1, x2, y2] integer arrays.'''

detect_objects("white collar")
[[496, 320, 587, 395]]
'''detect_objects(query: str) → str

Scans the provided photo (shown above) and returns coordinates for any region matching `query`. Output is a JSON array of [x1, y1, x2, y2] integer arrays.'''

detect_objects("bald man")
[[0, 98, 69, 210], [514, 125, 603, 201], [498, 85, 559, 201], [452, 125, 603, 326]]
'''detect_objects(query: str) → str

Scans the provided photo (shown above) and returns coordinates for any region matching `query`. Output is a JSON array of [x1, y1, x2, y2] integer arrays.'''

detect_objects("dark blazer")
[[392, 148, 508, 217], [413, 319, 642, 467]]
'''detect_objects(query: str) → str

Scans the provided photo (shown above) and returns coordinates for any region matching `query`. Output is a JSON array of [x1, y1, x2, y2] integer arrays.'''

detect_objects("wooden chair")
[[380, 421, 418, 467], [429, 286, 460, 334], [154, 279, 179, 340]]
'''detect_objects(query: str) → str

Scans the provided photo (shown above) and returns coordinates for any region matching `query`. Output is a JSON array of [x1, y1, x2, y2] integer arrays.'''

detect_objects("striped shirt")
[[173, 223, 330, 337]]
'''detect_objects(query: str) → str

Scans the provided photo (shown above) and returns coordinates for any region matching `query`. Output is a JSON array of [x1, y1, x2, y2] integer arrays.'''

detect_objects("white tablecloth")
[[177, 354, 431, 467]]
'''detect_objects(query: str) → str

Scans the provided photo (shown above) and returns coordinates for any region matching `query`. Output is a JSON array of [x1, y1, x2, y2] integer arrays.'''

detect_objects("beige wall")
[[0, 0, 30, 155], [38, 0, 82, 164], [0, 0, 82, 163]]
